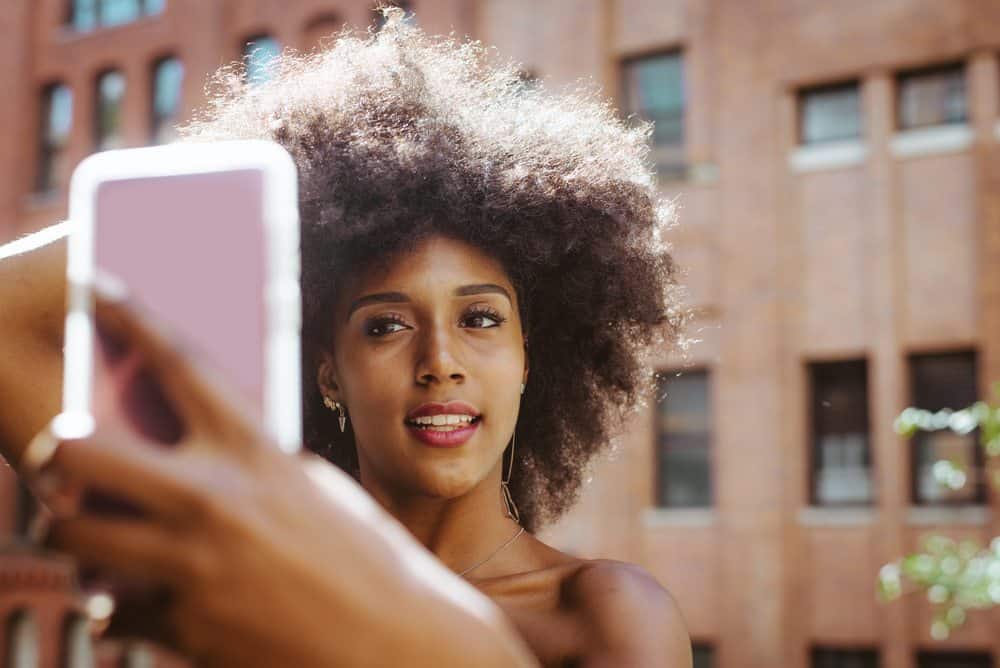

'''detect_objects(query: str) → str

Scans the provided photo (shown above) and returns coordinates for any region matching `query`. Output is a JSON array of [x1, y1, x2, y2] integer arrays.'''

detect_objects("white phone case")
[[64, 140, 302, 453]]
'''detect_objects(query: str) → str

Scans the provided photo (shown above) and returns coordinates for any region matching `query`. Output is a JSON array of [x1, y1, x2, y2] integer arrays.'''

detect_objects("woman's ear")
[[317, 349, 340, 400]]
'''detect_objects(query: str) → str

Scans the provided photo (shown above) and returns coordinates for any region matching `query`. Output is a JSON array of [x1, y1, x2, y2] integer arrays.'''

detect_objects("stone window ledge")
[[797, 506, 876, 526], [788, 140, 867, 173], [891, 124, 973, 159], [643, 507, 716, 528], [906, 505, 989, 526]]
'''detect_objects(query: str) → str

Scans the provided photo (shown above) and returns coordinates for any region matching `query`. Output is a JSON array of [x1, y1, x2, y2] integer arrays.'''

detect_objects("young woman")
[[0, 11, 690, 666]]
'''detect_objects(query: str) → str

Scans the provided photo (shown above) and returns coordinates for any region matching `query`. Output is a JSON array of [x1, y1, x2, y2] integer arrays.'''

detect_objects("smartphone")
[[63, 140, 302, 460]]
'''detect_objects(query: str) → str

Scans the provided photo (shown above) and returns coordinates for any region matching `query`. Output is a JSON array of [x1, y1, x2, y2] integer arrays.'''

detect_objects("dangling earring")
[[501, 429, 520, 523], [323, 396, 348, 433]]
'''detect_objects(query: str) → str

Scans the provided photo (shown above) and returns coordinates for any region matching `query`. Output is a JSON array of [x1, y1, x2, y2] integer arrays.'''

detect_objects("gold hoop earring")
[[501, 428, 520, 523], [323, 396, 348, 433]]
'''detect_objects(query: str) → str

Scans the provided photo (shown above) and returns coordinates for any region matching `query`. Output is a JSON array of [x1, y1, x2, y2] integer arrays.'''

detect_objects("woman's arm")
[[0, 224, 68, 468]]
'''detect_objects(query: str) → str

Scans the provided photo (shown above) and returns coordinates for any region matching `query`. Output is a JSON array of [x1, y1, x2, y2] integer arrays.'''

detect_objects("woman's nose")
[[415, 325, 466, 386]]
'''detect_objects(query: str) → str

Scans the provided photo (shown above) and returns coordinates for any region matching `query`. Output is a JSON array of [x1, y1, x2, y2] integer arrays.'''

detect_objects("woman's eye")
[[462, 308, 507, 329], [365, 315, 409, 337]]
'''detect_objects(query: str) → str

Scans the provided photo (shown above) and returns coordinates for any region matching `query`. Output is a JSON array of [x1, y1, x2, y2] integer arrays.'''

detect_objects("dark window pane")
[[917, 651, 993, 668], [36, 83, 73, 192], [910, 352, 983, 505], [692, 643, 714, 668], [242, 35, 281, 85], [70, 0, 98, 30], [303, 15, 343, 51], [100, 0, 141, 27], [96, 70, 126, 150], [375, 2, 417, 30], [656, 370, 711, 507], [810, 360, 873, 505], [622, 52, 684, 175], [151, 57, 184, 144], [800, 83, 862, 144], [898, 64, 967, 130], [812, 647, 879, 668]]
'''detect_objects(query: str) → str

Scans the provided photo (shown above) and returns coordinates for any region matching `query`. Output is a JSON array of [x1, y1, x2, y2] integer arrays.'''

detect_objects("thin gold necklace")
[[458, 526, 526, 577]]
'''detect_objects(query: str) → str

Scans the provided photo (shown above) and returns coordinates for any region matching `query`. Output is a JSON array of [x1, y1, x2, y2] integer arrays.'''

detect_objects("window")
[[36, 82, 73, 193], [897, 64, 967, 130], [62, 615, 94, 668], [95, 70, 126, 151], [151, 56, 183, 144], [6, 610, 40, 668], [810, 360, 873, 505], [910, 352, 983, 505], [799, 82, 862, 144], [917, 651, 993, 668], [374, 2, 417, 30], [621, 51, 685, 175], [655, 370, 711, 507], [303, 14, 343, 51], [242, 35, 281, 85], [692, 643, 714, 668], [68, 0, 165, 32], [812, 647, 880, 668]]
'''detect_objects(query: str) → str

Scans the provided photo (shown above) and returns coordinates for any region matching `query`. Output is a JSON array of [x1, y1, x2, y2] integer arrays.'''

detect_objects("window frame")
[[916, 650, 994, 668], [35, 81, 74, 194], [907, 350, 985, 506], [811, 646, 880, 668], [94, 68, 126, 151], [653, 367, 713, 509], [150, 54, 184, 144], [797, 80, 863, 146], [807, 359, 875, 507], [619, 48, 686, 177], [66, 0, 166, 32], [895, 61, 968, 131]]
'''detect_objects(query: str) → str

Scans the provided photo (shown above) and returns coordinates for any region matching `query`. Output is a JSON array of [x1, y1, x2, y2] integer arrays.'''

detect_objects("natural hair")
[[179, 9, 684, 532]]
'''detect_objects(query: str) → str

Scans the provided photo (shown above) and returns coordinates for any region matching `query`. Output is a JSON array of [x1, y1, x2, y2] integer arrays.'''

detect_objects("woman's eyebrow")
[[454, 283, 511, 301], [347, 284, 512, 318]]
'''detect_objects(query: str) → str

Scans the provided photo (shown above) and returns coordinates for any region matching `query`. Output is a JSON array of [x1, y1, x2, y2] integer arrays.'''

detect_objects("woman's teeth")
[[408, 414, 479, 430]]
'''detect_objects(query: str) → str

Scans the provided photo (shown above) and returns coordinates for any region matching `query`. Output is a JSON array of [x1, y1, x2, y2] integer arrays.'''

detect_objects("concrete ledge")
[[788, 140, 868, 173], [797, 506, 876, 526], [906, 505, 990, 526], [891, 124, 973, 159], [643, 507, 716, 528]]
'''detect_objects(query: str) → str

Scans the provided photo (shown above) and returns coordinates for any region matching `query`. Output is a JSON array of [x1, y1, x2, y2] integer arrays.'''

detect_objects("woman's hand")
[[30, 290, 538, 667]]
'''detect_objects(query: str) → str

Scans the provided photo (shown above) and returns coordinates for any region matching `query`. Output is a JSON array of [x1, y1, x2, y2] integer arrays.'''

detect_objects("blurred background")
[[1, 1, 999, 667]]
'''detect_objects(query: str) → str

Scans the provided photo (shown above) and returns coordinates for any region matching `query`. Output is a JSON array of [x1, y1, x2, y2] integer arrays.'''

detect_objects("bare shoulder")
[[568, 559, 692, 667]]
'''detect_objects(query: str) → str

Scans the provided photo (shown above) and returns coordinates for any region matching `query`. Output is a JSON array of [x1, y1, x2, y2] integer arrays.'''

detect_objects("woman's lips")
[[405, 420, 480, 448]]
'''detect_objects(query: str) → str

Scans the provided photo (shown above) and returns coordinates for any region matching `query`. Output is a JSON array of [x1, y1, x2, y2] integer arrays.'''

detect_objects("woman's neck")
[[358, 462, 523, 575]]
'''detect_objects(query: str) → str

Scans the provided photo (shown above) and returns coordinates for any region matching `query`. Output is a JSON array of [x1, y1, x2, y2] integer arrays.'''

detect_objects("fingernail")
[[93, 270, 130, 302]]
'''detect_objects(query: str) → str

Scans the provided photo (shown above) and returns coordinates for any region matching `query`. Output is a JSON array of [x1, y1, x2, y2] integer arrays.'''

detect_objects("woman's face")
[[319, 235, 528, 500]]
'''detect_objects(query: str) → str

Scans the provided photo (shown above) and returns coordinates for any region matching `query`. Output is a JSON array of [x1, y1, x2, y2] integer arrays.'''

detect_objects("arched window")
[[95, 69, 126, 151], [62, 614, 94, 668], [151, 56, 184, 144], [241, 35, 280, 85], [36, 81, 73, 193], [6, 610, 40, 668], [302, 14, 342, 51]]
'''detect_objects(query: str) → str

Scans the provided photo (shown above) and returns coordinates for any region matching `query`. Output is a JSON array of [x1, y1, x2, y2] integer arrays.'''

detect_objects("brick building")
[[1, 1, 999, 667]]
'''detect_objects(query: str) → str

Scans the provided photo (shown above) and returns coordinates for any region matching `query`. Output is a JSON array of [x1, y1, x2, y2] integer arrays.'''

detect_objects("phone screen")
[[92, 170, 267, 446]]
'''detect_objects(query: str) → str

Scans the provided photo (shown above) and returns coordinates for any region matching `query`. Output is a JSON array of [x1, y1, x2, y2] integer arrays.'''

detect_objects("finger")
[[45, 514, 201, 587], [49, 425, 198, 521], [92, 282, 265, 448]]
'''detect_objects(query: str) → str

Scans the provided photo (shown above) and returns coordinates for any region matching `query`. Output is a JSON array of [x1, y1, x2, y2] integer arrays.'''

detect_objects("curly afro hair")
[[179, 9, 684, 532]]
